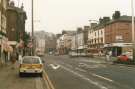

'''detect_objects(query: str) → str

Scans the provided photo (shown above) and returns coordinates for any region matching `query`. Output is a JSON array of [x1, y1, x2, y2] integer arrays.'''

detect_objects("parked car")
[[113, 52, 134, 64], [117, 52, 133, 61], [54, 52, 59, 56], [19, 56, 43, 77]]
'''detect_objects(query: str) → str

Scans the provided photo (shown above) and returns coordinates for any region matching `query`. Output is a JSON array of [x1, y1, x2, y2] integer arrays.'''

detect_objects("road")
[[43, 55, 135, 89]]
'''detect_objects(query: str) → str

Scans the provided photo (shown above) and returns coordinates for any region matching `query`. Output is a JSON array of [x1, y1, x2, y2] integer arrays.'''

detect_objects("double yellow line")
[[43, 70, 55, 89]]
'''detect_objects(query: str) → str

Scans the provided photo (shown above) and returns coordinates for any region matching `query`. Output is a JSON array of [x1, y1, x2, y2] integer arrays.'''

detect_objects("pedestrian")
[[98, 50, 102, 56], [109, 51, 112, 59], [18, 54, 22, 63], [105, 50, 110, 62], [10, 51, 17, 69], [105, 50, 112, 63]]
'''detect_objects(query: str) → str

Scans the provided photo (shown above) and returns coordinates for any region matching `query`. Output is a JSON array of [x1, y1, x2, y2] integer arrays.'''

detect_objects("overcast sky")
[[12, 0, 134, 34]]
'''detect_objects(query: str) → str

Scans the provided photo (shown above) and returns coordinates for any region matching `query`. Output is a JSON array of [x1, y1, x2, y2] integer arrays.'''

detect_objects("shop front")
[[104, 43, 132, 56]]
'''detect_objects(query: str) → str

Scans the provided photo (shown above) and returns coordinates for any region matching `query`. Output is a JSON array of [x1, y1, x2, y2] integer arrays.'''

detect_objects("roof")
[[92, 15, 134, 30], [7, 6, 27, 20], [106, 15, 133, 25], [62, 30, 76, 35]]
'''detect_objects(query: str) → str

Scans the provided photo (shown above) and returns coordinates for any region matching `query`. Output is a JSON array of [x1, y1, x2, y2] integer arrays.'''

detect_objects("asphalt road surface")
[[43, 55, 135, 89]]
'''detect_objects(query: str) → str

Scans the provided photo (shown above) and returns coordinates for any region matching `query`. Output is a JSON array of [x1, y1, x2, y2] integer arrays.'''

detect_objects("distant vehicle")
[[113, 52, 134, 64], [49, 51, 53, 55], [69, 51, 78, 57], [54, 52, 59, 56], [117, 52, 133, 61], [36, 50, 44, 57], [36, 51, 44, 56], [19, 56, 43, 77]]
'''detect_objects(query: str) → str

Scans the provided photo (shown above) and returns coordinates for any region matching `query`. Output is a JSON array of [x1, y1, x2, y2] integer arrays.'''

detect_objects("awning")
[[104, 43, 132, 47]]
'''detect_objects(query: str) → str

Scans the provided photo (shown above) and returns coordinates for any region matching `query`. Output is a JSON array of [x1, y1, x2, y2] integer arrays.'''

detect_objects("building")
[[56, 31, 75, 55], [87, 23, 105, 55], [104, 16, 134, 56], [45, 35, 56, 54], [87, 16, 134, 56], [56, 35, 64, 54], [6, 1, 27, 46], [0, 0, 8, 37], [70, 26, 89, 56], [0, 0, 15, 63]]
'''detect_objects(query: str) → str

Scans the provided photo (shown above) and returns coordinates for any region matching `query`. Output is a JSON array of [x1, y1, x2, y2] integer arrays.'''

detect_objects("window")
[[101, 30, 103, 35], [23, 57, 40, 64]]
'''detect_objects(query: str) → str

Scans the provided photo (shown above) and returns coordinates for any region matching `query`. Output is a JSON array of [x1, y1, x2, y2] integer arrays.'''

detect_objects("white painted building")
[[56, 31, 75, 54], [87, 25, 105, 55], [36, 38, 45, 53]]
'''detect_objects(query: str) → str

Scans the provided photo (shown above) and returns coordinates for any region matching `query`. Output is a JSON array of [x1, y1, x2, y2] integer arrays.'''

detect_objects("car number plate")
[[26, 69, 35, 73]]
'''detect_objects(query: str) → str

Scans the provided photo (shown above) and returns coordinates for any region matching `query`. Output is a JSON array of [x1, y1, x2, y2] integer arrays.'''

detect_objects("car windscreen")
[[22, 57, 40, 64]]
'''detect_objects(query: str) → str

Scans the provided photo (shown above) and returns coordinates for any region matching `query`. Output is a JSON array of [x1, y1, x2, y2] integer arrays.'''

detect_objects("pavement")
[[43, 55, 135, 89], [0, 61, 50, 89]]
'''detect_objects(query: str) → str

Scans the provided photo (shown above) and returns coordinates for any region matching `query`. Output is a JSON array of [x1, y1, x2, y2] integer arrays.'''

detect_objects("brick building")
[[104, 16, 133, 56], [87, 16, 134, 56]]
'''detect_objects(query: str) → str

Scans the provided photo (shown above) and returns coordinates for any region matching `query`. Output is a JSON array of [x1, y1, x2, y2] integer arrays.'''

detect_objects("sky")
[[12, 0, 134, 34]]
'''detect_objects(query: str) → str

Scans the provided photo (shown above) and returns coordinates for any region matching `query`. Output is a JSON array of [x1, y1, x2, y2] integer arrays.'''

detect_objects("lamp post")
[[31, 0, 34, 55], [131, 0, 135, 61], [0, 0, 3, 62], [18, 0, 20, 7]]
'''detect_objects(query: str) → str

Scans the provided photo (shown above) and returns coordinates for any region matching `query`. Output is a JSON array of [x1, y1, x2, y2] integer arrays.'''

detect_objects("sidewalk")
[[0, 62, 19, 89]]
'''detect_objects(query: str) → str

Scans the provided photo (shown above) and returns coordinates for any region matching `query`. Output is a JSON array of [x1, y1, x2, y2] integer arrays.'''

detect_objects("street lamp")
[[31, 0, 34, 55], [18, 0, 20, 7], [131, 0, 135, 61]]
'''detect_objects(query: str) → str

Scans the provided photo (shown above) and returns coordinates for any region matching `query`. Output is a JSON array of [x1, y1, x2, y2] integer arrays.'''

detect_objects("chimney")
[[21, 3, 24, 10], [90, 23, 97, 28], [9, 1, 15, 7]]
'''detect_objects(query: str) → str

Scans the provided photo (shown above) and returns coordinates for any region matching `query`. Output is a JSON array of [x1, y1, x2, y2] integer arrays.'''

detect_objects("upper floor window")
[[3, 0, 7, 9], [101, 30, 103, 35]]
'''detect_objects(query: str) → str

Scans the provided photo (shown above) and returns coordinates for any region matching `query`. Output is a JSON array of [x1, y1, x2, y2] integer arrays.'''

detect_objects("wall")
[[105, 22, 132, 44]]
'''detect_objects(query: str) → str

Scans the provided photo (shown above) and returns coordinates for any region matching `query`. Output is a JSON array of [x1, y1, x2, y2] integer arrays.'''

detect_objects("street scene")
[[1, 0, 135, 89], [44, 55, 135, 89]]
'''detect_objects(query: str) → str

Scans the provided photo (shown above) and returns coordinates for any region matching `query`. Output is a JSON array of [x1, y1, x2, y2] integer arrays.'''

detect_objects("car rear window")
[[22, 57, 40, 64]]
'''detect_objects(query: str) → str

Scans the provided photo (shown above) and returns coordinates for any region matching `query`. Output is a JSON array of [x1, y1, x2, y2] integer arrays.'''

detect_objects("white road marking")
[[75, 67, 86, 72], [35, 78, 44, 89], [50, 64, 60, 70], [60, 65, 108, 89], [78, 62, 106, 69], [43, 70, 55, 89], [66, 64, 73, 68], [79, 60, 104, 63], [92, 73, 114, 82]]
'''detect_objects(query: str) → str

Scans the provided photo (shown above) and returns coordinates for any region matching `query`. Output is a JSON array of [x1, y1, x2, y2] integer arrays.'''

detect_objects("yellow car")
[[19, 56, 43, 77]]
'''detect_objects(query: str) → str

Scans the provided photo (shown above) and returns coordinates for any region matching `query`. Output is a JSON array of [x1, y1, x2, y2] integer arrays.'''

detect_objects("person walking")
[[18, 54, 22, 63], [105, 50, 112, 63], [10, 51, 17, 69]]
